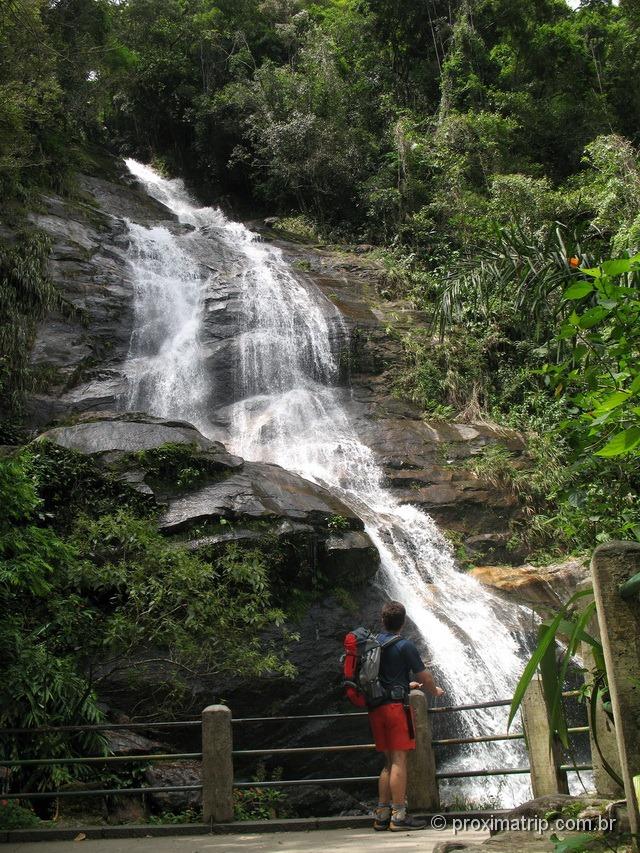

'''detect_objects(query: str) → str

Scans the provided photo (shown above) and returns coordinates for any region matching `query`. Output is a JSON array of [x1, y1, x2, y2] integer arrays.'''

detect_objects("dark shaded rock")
[[320, 531, 379, 585], [282, 785, 369, 818], [464, 532, 512, 563], [106, 796, 148, 824], [104, 729, 167, 757], [143, 761, 202, 812]]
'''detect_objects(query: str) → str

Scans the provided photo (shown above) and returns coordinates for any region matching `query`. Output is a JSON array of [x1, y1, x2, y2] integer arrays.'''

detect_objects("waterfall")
[[122, 159, 535, 807]]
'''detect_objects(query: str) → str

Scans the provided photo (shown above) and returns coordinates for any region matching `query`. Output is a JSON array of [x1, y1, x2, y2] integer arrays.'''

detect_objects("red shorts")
[[368, 702, 416, 752]]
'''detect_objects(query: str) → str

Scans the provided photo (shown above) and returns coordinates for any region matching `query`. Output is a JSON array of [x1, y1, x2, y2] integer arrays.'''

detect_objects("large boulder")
[[158, 462, 365, 533], [34, 412, 379, 591], [37, 412, 218, 455]]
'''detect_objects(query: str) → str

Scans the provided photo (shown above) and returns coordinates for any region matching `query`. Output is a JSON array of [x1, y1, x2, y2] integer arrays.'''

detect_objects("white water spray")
[[123, 159, 535, 806]]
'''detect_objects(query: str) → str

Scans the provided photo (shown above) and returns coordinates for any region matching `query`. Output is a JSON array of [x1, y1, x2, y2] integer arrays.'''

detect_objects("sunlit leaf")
[[596, 426, 640, 457], [563, 281, 594, 300], [593, 391, 630, 413]]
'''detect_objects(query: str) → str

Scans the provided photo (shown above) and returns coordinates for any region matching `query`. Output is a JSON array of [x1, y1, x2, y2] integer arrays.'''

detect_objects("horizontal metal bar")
[[0, 753, 201, 768], [0, 721, 201, 735], [232, 713, 368, 724], [429, 699, 512, 713], [433, 733, 525, 746], [432, 725, 588, 748], [234, 776, 378, 789], [437, 767, 531, 780], [2, 785, 202, 801], [560, 765, 593, 772], [0, 691, 585, 737], [233, 744, 375, 757]]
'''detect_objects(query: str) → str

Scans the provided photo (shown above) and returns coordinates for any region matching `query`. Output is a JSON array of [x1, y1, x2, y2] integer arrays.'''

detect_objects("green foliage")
[[543, 255, 640, 461], [550, 833, 600, 853], [0, 801, 40, 830], [327, 514, 349, 531], [0, 454, 108, 793], [28, 441, 150, 533], [0, 0, 115, 195], [233, 764, 287, 821], [0, 233, 74, 430], [0, 445, 296, 797], [134, 442, 229, 491], [148, 807, 201, 824]]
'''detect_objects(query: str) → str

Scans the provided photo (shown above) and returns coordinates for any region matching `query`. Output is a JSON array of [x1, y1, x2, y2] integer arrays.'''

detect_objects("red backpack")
[[341, 627, 401, 708]]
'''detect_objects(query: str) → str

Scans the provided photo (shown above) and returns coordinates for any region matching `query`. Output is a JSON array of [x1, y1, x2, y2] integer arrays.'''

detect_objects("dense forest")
[[1, 0, 640, 828]]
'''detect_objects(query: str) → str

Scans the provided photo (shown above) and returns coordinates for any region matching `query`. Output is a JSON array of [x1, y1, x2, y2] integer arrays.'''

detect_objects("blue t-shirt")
[[377, 632, 425, 693]]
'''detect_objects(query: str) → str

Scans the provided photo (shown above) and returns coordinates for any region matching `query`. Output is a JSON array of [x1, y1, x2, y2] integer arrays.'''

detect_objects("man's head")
[[382, 600, 406, 632]]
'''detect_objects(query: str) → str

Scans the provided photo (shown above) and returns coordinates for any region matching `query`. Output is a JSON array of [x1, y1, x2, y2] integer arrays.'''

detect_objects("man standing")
[[369, 600, 444, 832]]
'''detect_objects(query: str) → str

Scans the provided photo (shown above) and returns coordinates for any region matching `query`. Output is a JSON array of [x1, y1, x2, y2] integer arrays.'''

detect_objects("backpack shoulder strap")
[[379, 634, 402, 649]]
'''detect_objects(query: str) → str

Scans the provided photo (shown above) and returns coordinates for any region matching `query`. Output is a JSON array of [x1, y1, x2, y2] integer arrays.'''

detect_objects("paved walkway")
[[5, 827, 488, 853]]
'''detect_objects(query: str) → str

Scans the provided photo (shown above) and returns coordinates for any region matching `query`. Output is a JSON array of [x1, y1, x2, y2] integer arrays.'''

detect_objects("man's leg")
[[379, 751, 392, 803], [374, 751, 392, 830], [388, 749, 408, 805], [389, 748, 426, 831]]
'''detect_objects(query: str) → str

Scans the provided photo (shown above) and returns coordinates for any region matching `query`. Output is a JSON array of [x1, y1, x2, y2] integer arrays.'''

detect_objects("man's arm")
[[410, 670, 444, 697]]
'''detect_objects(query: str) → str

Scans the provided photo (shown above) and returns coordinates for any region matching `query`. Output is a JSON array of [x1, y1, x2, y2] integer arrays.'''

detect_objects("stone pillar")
[[407, 690, 440, 812], [581, 641, 623, 799], [590, 541, 640, 843], [521, 675, 569, 798], [202, 704, 234, 823]]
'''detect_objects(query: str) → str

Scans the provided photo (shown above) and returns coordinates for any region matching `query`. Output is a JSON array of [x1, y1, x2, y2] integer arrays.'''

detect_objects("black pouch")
[[389, 685, 406, 702]]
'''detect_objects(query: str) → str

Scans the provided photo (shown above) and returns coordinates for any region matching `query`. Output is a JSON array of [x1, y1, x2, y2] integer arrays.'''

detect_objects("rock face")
[[22, 166, 176, 428]]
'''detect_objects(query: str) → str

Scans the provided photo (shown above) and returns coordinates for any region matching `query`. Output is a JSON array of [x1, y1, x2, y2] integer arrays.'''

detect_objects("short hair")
[[382, 600, 406, 632]]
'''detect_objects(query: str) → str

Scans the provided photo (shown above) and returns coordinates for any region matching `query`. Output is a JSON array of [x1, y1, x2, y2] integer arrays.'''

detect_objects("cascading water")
[[122, 159, 537, 807], [123, 220, 209, 430]]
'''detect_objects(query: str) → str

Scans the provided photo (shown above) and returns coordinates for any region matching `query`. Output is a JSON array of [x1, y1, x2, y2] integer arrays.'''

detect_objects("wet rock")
[[470, 559, 589, 609], [320, 530, 379, 585], [36, 414, 217, 455], [158, 461, 364, 533], [23, 164, 182, 431]]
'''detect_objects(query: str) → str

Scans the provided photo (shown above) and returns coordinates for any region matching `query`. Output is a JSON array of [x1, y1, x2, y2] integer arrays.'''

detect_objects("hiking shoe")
[[373, 815, 390, 831], [389, 814, 427, 831]]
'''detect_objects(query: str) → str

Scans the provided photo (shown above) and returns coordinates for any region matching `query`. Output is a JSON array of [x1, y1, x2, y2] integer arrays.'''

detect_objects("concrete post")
[[590, 541, 640, 844], [581, 641, 623, 799], [520, 675, 569, 798], [407, 690, 440, 812], [202, 704, 234, 824]]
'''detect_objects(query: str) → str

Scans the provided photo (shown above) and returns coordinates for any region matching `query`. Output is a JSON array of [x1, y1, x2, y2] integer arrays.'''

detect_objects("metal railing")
[[0, 690, 592, 805]]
